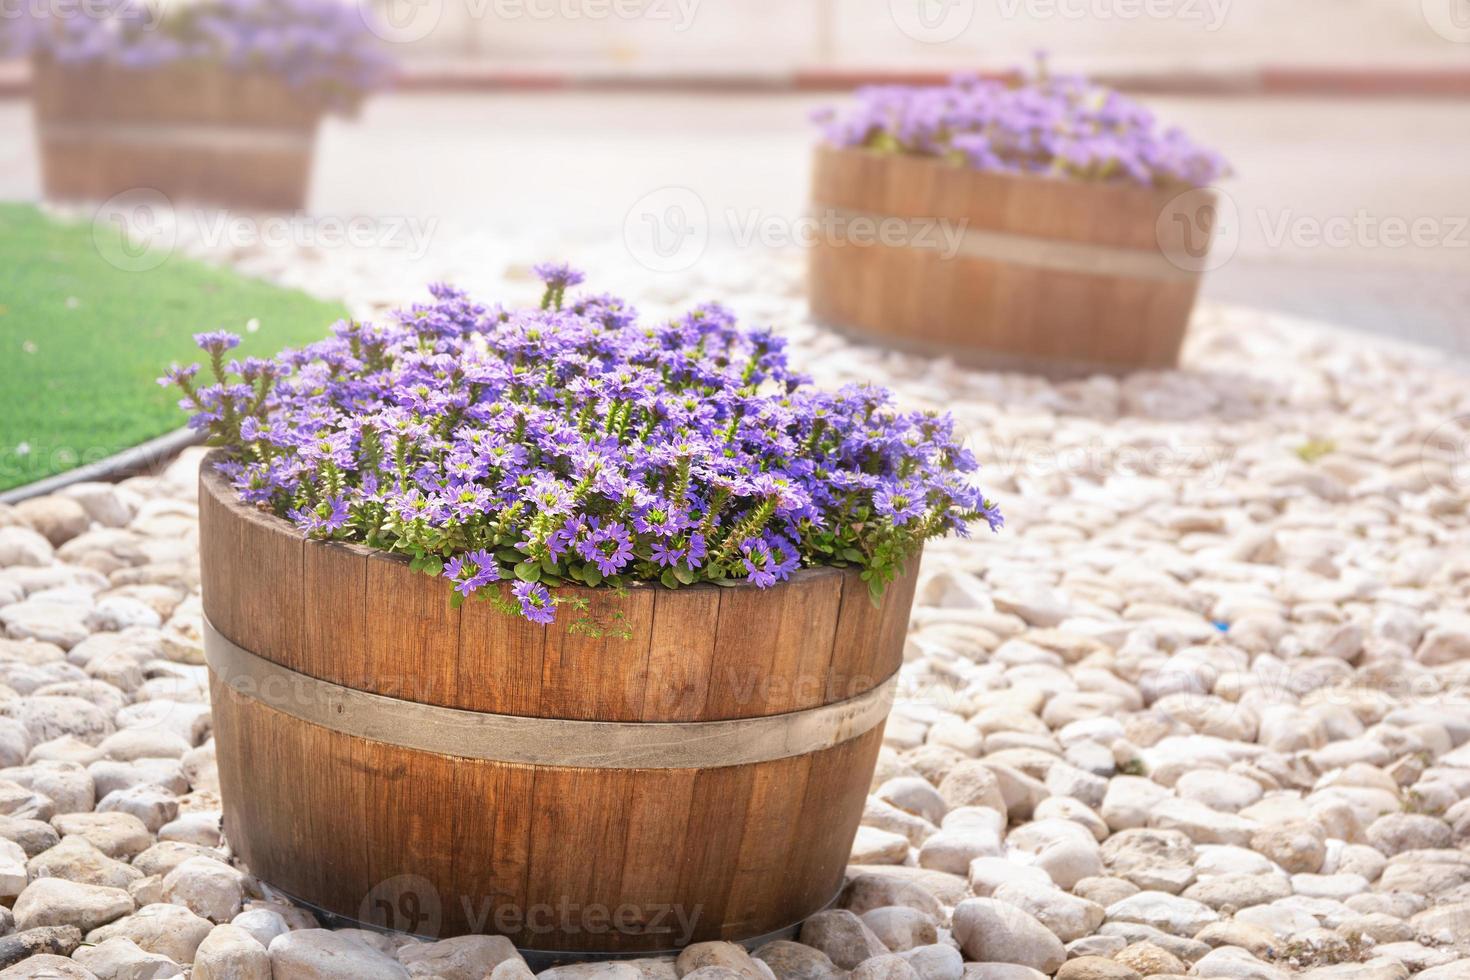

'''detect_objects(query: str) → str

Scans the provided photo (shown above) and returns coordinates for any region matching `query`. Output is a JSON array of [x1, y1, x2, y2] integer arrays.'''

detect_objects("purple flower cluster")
[[6, 0, 392, 104], [814, 64, 1229, 189], [165, 267, 1001, 624]]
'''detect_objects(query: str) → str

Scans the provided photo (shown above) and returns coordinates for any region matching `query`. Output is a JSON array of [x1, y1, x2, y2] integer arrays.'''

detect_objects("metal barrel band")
[[38, 122, 314, 152], [203, 617, 897, 769], [810, 204, 1199, 283]]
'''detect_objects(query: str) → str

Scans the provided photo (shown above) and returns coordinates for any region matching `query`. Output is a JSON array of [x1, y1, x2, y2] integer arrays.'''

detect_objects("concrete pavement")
[[2, 91, 1467, 356]]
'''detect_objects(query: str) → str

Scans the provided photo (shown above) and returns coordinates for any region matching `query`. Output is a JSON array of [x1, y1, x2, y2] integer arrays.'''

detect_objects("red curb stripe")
[[5, 59, 1470, 99], [1259, 66, 1470, 96]]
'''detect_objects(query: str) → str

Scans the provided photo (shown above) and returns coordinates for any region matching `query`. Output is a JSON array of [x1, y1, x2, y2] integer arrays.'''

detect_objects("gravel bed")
[[0, 226, 1467, 979]]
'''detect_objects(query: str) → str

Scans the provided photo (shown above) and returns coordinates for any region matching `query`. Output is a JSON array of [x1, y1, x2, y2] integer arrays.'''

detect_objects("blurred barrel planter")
[[808, 67, 1229, 376], [31, 57, 333, 211], [197, 462, 919, 956], [808, 145, 1214, 376]]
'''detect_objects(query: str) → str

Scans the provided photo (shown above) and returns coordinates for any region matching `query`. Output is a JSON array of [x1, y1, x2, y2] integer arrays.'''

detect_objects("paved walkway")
[[3, 91, 1469, 355]]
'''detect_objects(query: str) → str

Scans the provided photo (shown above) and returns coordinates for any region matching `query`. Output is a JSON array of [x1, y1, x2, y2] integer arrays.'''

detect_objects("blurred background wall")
[[374, 0, 1468, 73]]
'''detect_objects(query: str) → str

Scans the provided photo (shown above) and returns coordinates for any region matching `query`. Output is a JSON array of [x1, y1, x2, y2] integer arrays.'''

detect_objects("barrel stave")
[[807, 144, 1209, 375], [199, 460, 911, 953]]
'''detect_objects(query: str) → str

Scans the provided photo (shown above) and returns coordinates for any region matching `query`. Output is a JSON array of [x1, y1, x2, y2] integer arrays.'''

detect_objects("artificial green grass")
[[0, 203, 349, 492]]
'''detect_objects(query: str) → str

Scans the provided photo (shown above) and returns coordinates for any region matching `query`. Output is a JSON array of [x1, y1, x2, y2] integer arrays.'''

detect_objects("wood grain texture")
[[302, 540, 371, 687], [200, 464, 895, 723], [641, 589, 720, 721], [200, 466, 304, 670], [32, 56, 321, 210], [365, 552, 461, 708], [211, 692, 882, 951], [458, 590, 547, 716], [808, 144, 1209, 376], [198, 460, 917, 952], [539, 589, 656, 722]]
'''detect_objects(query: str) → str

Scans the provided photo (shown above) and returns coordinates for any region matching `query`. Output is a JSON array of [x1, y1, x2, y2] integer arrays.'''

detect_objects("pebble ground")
[[0, 231, 1467, 979]]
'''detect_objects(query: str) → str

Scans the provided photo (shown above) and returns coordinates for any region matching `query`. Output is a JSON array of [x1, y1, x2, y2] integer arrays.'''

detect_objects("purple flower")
[[175, 270, 1000, 624], [193, 331, 241, 355], [874, 484, 926, 527], [286, 494, 349, 537], [512, 581, 556, 625], [286, 505, 320, 534], [740, 538, 778, 588], [547, 516, 583, 561], [532, 262, 586, 290], [157, 363, 198, 388], [444, 549, 501, 597], [631, 501, 688, 536], [533, 262, 586, 312], [7, 0, 393, 105], [817, 61, 1229, 189], [650, 540, 685, 568], [577, 521, 634, 577], [686, 532, 708, 569], [321, 495, 350, 533]]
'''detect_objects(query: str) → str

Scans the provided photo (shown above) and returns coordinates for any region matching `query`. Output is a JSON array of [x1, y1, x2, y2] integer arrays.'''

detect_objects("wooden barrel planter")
[[198, 461, 918, 957], [31, 57, 326, 211], [808, 145, 1215, 376]]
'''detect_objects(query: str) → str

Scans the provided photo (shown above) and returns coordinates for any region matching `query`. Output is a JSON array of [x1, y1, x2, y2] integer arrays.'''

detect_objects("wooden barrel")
[[31, 57, 323, 211], [808, 145, 1215, 376], [197, 461, 918, 957]]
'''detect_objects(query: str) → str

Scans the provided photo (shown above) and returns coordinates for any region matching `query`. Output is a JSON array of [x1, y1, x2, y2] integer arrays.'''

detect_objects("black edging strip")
[[0, 427, 204, 505]]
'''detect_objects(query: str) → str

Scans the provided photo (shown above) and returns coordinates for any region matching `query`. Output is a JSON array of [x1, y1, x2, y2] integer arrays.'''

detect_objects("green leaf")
[[660, 569, 679, 589], [496, 548, 525, 564], [449, 592, 464, 609], [513, 561, 541, 583], [540, 556, 560, 575], [673, 565, 696, 585], [583, 566, 603, 587], [867, 576, 886, 607]]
